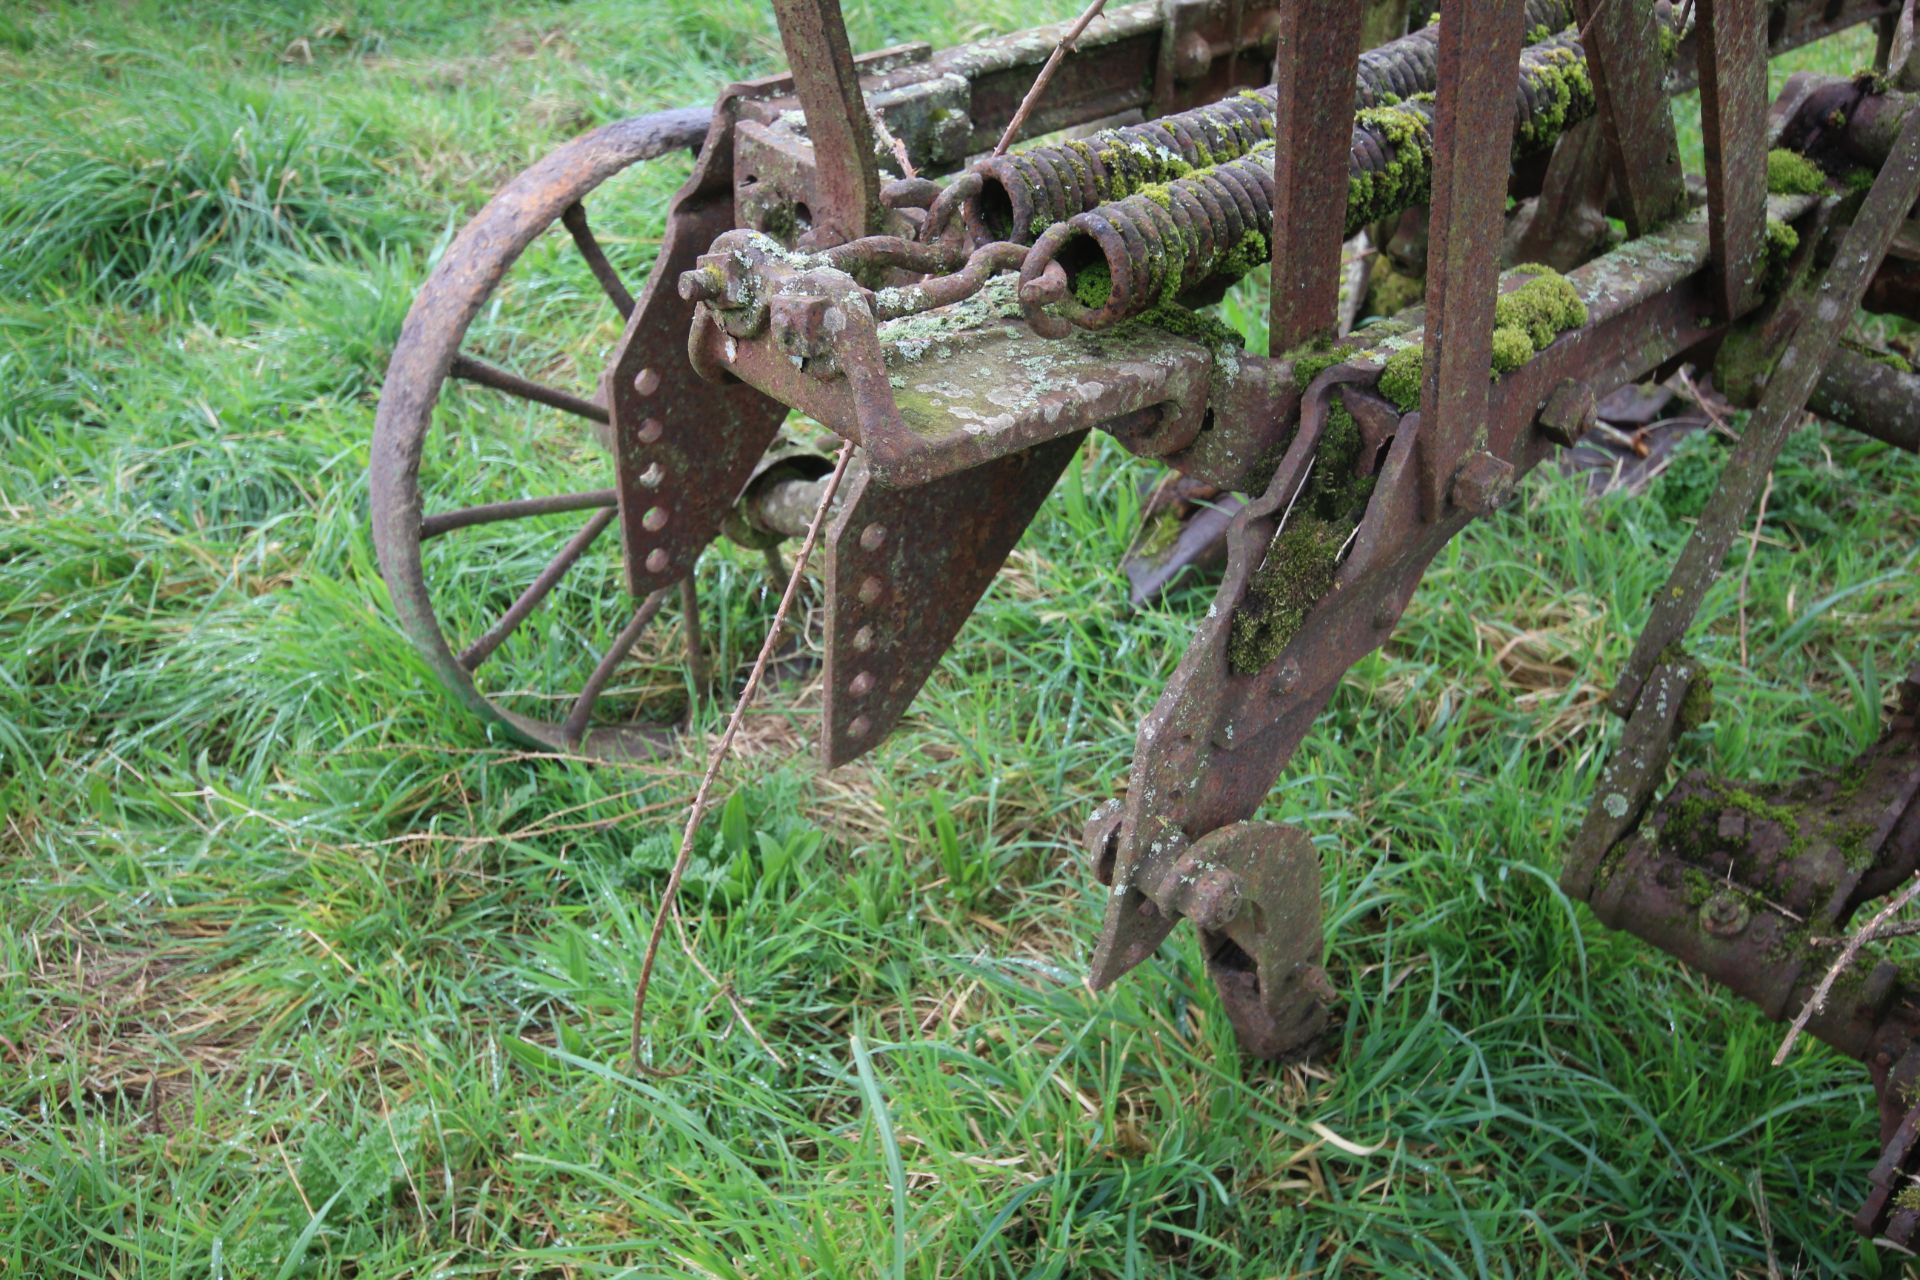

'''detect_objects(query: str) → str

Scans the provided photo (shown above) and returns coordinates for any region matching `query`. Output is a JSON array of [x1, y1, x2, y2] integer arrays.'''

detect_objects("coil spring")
[[1020, 26, 1602, 334], [949, 0, 1578, 246]]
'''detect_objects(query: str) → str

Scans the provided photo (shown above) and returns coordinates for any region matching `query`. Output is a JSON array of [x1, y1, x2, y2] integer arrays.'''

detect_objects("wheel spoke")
[[563, 587, 673, 743], [421, 488, 617, 539], [561, 201, 636, 319], [449, 351, 608, 424], [459, 506, 617, 671]]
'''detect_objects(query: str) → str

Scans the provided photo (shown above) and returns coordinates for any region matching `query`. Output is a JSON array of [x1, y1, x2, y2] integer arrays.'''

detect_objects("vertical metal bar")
[[1695, 0, 1771, 317], [1416, 0, 1527, 516], [1267, 0, 1367, 353], [770, 0, 885, 245], [1572, 0, 1687, 235]]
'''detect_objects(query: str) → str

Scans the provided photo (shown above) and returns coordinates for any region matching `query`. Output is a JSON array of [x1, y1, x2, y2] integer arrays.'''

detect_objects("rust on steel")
[[371, 0, 1920, 1236], [1696, 0, 1772, 316], [1267, 0, 1366, 351], [770, 0, 886, 244], [1574, 0, 1687, 233], [1416, 0, 1527, 517]]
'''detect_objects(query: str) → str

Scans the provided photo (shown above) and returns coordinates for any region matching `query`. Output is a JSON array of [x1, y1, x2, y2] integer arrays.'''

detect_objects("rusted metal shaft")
[[1812, 346, 1920, 454], [1019, 24, 1605, 331], [963, 0, 1578, 243]]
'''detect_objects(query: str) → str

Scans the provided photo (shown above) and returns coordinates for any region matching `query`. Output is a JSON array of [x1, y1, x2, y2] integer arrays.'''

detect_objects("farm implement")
[[372, 0, 1920, 1239]]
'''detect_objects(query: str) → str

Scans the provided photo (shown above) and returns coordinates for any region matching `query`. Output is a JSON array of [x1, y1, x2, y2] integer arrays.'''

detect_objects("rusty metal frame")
[[374, 0, 1920, 1235]]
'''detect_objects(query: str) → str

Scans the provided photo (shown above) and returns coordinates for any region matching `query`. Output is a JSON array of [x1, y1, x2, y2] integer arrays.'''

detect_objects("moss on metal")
[[1365, 258, 1425, 318], [1226, 398, 1377, 673], [1765, 148, 1828, 196]]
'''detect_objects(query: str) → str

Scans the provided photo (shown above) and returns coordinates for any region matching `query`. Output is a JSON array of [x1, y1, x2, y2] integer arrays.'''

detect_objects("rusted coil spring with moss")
[[945, 0, 1578, 248], [1017, 28, 1601, 334]]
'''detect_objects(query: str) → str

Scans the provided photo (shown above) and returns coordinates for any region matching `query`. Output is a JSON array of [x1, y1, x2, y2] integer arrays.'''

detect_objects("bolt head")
[[1699, 892, 1751, 938], [769, 294, 832, 356], [1185, 867, 1244, 933], [1451, 451, 1515, 515], [1537, 380, 1597, 446]]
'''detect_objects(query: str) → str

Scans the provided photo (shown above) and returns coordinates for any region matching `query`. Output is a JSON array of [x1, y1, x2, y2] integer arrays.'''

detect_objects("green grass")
[[3, 4, 1917, 1276]]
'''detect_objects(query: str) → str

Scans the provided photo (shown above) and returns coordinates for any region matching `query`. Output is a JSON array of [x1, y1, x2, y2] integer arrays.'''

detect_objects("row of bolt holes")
[[635, 365, 882, 740], [633, 367, 673, 574]]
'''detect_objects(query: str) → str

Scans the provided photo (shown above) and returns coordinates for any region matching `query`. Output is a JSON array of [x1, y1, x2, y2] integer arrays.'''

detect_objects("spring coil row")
[[1022, 27, 1602, 333], [960, 0, 1578, 245]]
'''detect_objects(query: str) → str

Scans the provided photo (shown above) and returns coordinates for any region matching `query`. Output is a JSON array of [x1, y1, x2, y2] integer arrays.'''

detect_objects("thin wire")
[[628, 440, 857, 1073]]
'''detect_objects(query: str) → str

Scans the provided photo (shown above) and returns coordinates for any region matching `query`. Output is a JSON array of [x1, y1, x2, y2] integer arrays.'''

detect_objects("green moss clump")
[[1226, 399, 1378, 673], [1379, 346, 1423, 411], [1490, 325, 1533, 374], [1763, 219, 1800, 292], [1897, 1186, 1920, 1214], [1678, 670, 1715, 732], [1135, 300, 1245, 349], [1660, 777, 1808, 900], [1227, 516, 1342, 673], [1825, 819, 1879, 871], [1365, 257, 1425, 317], [1072, 260, 1113, 309], [1871, 349, 1913, 374], [1766, 148, 1828, 196], [1347, 103, 1436, 234], [1494, 267, 1588, 349], [1514, 45, 1595, 152], [1075, 260, 1121, 310], [1291, 341, 1344, 391], [1657, 24, 1681, 61]]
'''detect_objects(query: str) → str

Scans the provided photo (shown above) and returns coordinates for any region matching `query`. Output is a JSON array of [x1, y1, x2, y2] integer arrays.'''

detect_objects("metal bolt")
[[1272, 657, 1301, 696], [644, 548, 670, 574], [860, 523, 887, 552], [1699, 892, 1751, 938], [634, 368, 662, 396], [1183, 867, 1245, 933], [678, 264, 724, 303], [858, 576, 884, 605], [1537, 379, 1597, 446], [849, 671, 875, 697], [848, 715, 872, 738], [769, 294, 833, 358], [1451, 450, 1515, 515]]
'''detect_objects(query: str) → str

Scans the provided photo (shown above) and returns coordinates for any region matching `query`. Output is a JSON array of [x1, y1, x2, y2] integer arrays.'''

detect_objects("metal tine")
[[1415, 0, 1529, 517], [769, 0, 885, 245], [1573, 0, 1689, 234], [1267, 1, 1366, 353], [1695, 0, 1771, 317]]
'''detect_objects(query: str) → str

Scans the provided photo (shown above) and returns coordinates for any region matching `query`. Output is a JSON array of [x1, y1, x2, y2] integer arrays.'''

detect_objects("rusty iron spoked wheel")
[[370, 107, 721, 761]]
